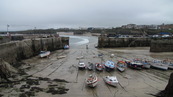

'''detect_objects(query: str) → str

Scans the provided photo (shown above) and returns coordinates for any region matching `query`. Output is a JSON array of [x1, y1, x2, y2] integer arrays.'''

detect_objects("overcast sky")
[[0, 0, 173, 31]]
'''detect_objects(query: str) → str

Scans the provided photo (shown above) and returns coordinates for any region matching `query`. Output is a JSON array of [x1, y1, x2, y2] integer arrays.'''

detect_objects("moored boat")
[[104, 61, 116, 71], [162, 59, 173, 70], [150, 60, 168, 70], [86, 75, 98, 87], [78, 61, 86, 70], [116, 61, 127, 72], [64, 45, 69, 49], [141, 60, 151, 69], [103, 76, 118, 87], [128, 59, 143, 70], [88, 62, 94, 70], [39, 51, 50, 58], [95, 63, 104, 71]]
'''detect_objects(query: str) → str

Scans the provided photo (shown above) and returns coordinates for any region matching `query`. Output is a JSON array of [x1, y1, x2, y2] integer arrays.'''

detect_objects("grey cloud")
[[0, 0, 173, 31]]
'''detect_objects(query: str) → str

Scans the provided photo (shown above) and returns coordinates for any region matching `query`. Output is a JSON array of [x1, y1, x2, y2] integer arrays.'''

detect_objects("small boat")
[[162, 59, 173, 70], [98, 53, 103, 57], [57, 55, 66, 59], [103, 76, 118, 87], [125, 60, 131, 66], [95, 63, 104, 71], [86, 75, 98, 87], [104, 61, 115, 71], [150, 60, 168, 70], [88, 62, 94, 70], [141, 60, 151, 69], [64, 45, 69, 49], [128, 59, 143, 70], [76, 56, 84, 60], [117, 61, 127, 72], [78, 61, 86, 70], [39, 51, 50, 58]]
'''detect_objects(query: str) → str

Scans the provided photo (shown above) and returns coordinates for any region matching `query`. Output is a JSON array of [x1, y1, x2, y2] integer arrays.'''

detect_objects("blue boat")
[[104, 61, 115, 71], [64, 45, 69, 49]]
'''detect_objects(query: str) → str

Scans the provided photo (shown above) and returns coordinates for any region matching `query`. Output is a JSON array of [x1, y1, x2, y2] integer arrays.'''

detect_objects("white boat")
[[103, 76, 118, 87], [141, 60, 151, 69], [117, 61, 127, 72], [162, 59, 173, 70], [78, 61, 86, 69], [150, 60, 168, 70], [39, 51, 50, 58], [86, 75, 98, 87]]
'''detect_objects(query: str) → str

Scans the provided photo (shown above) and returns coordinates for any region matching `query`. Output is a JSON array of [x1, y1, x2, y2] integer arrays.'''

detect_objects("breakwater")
[[0, 37, 69, 66], [98, 37, 151, 48], [150, 38, 173, 52]]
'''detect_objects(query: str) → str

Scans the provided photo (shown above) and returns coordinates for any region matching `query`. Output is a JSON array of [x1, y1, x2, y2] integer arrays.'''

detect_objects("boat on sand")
[[104, 61, 115, 71], [95, 63, 104, 71], [103, 76, 118, 87], [39, 51, 50, 58], [117, 61, 126, 72], [86, 75, 98, 87]]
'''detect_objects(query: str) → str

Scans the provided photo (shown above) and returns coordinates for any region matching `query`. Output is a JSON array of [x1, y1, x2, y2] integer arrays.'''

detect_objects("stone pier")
[[0, 37, 69, 66]]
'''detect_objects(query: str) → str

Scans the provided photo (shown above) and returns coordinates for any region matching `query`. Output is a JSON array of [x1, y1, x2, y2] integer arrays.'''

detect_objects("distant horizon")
[[0, 23, 171, 32]]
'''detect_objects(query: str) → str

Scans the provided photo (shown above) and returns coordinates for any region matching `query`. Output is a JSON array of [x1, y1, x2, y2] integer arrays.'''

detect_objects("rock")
[[157, 72, 173, 97]]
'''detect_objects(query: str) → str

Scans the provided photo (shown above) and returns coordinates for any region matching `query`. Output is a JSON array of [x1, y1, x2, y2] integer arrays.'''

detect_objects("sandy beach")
[[0, 35, 173, 97]]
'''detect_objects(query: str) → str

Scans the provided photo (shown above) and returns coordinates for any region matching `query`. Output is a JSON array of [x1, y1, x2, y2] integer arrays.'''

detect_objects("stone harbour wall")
[[98, 37, 151, 48], [150, 38, 173, 52], [0, 37, 69, 66]]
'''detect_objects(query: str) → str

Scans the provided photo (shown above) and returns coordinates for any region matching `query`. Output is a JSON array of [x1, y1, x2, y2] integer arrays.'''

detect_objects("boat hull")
[[117, 67, 125, 72], [103, 76, 118, 87], [86, 76, 98, 87], [39, 51, 50, 58], [151, 64, 168, 70]]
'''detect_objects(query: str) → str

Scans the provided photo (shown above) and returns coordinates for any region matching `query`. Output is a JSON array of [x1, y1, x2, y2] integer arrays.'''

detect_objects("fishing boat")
[[141, 60, 151, 69], [128, 59, 143, 70], [86, 75, 98, 87], [78, 61, 86, 70], [116, 61, 127, 72], [104, 61, 115, 71], [39, 51, 50, 58], [64, 45, 69, 49], [103, 76, 118, 87], [88, 62, 94, 70], [150, 60, 168, 70], [125, 60, 131, 66], [95, 63, 104, 71], [162, 59, 173, 70]]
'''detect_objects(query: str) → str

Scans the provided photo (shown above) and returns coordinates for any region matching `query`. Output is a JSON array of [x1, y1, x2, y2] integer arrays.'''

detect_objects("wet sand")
[[1, 35, 173, 97]]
